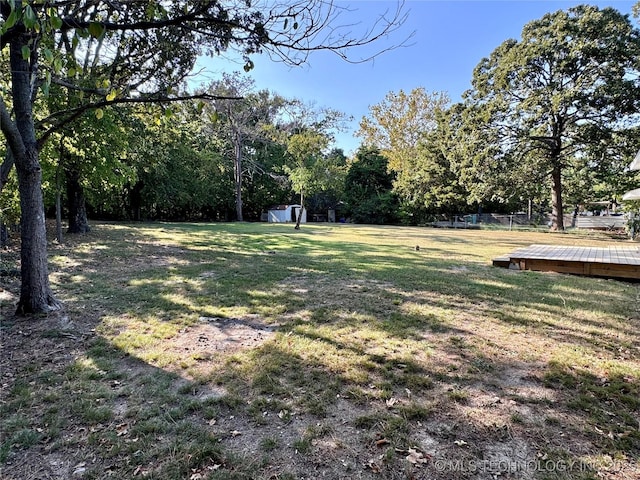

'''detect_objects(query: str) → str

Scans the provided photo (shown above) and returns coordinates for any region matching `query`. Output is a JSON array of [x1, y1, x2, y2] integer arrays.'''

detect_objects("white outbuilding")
[[622, 150, 640, 238], [267, 205, 306, 224], [623, 150, 640, 200]]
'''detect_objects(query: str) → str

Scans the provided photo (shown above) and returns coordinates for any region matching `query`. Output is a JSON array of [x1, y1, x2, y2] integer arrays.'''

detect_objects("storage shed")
[[623, 150, 640, 201], [267, 205, 306, 224]]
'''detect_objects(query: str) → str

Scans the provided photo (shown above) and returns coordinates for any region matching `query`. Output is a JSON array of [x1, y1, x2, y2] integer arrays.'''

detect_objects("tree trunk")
[[550, 163, 564, 231], [65, 167, 91, 234], [129, 181, 144, 221], [233, 130, 244, 222], [8, 34, 61, 314], [15, 155, 61, 314], [0, 223, 8, 248], [295, 190, 304, 230], [55, 190, 64, 244]]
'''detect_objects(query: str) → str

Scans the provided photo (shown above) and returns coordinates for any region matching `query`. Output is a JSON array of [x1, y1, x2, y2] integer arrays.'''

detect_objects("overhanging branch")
[[36, 91, 242, 148]]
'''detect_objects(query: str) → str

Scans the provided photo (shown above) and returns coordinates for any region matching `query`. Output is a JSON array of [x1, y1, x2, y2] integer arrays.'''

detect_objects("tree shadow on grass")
[[3, 222, 639, 478]]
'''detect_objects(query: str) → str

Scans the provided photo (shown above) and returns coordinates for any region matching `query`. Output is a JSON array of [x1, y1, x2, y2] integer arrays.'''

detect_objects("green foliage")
[[343, 147, 400, 224], [306, 148, 348, 214], [283, 129, 330, 195], [622, 200, 640, 238], [450, 102, 548, 213], [462, 5, 640, 228], [128, 104, 235, 221], [0, 169, 20, 226], [395, 109, 470, 222], [357, 88, 450, 174], [357, 88, 453, 220]]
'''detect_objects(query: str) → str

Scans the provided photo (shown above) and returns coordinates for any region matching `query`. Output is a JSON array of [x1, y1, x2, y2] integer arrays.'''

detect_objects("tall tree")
[[394, 107, 469, 222], [465, 5, 640, 230], [0, 1, 406, 314], [356, 87, 450, 193], [449, 103, 548, 216], [344, 147, 400, 224], [283, 129, 330, 229], [206, 74, 285, 222], [276, 101, 347, 229]]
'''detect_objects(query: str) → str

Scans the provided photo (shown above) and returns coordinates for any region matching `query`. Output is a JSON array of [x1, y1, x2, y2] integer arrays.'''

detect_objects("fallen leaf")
[[365, 459, 381, 473], [406, 448, 428, 465], [375, 438, 390, 447], [208, 419, 217, 426], [73, 462, 87, 476], [116, 423, 128, 436]]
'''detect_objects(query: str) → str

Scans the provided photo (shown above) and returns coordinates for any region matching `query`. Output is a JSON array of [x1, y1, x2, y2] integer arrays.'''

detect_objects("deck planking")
[[493, 244, 640, 280]]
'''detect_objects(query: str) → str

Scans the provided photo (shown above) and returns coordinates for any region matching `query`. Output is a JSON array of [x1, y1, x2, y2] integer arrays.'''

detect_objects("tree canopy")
[[343, 147, 400, 224], [462, 5, 640, 230]]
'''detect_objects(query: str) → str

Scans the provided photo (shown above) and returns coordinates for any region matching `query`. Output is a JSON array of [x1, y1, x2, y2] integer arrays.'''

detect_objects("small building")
[[267, 205, 306, 224], [622, 150, 640, 238], [623, 150, 640, 201]]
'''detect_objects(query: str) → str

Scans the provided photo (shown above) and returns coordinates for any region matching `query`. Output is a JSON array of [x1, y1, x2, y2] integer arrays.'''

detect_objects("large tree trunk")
[[8, 34, 61, 314], [65, 167, 91, 234], [550, 163, 565, 231], [15, 153, 61, 314]]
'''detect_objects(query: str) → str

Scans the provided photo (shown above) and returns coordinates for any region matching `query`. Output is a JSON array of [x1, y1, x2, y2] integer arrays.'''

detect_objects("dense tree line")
[[358, 5, 640, 229]]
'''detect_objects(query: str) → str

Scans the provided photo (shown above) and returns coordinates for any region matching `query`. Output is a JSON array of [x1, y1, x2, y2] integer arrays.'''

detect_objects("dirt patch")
[[164, 315, 278, 378]]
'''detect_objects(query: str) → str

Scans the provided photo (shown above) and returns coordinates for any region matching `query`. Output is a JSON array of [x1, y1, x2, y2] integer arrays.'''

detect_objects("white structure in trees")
[[267, 205, 307, 224], [622, 150, 640, 201]]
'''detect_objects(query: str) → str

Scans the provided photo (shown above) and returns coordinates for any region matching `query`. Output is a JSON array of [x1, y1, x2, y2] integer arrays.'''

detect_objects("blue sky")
[[197, 0, 636, 154]]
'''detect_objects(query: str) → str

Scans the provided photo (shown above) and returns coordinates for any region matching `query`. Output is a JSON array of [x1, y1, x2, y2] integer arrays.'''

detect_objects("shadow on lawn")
[[2, 222, 639, 479]]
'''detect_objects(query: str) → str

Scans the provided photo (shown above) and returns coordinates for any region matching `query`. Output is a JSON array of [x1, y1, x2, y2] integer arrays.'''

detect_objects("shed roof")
[[268, 204, 301, 211], [622, 188, 640, 201], [630, 150, 640, 171]]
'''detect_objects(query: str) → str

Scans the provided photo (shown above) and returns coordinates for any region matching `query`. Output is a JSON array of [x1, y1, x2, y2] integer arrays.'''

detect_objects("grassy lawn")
[[1, 222, 638, 479]]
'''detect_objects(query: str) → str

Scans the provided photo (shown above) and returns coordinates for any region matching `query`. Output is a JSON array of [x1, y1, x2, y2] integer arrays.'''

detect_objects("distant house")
[[267, 205, 306, 224]]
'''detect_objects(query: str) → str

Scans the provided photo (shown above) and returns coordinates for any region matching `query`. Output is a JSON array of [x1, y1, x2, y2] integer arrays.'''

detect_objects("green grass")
[[1, 222, 639, 479]]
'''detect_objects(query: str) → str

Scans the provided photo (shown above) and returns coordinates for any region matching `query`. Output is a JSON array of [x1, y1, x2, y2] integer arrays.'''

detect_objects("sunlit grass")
[[2, 222, 639, 479]]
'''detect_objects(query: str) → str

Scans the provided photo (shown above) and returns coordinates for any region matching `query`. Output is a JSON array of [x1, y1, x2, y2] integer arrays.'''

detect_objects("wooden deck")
[[493, 244, 640, 280]]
